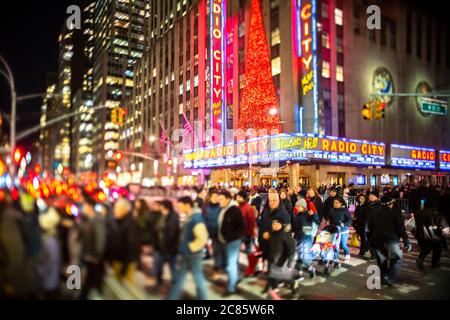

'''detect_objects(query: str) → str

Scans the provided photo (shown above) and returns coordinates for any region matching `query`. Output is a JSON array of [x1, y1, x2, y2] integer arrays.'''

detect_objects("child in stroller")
[[311, 225, 342, 275]]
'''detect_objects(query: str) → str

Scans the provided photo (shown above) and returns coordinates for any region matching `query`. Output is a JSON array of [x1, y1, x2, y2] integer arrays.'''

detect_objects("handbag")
[[349, 232, 360, 247]]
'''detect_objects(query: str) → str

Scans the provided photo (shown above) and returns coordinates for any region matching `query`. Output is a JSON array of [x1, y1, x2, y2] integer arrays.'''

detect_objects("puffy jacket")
[[329, 206, 351, 229], [179, 209, 209, 256]]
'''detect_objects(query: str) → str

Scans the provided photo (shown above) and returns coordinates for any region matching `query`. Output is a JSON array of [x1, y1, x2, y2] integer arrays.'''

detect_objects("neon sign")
[[390, 144, 436, 170], [294, 0, 319, 133], [184, 133, 386, 168], [210, 0, 226, 144], [439, 150, 450, 171]]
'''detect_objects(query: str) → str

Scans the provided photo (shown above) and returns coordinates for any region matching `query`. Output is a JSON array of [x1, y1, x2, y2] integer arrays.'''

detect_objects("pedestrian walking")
[[307, 187, 324, 223], [168, 196, 208, 300], [322, 187, 338, 221], [154, 199, 180, 285], [328, 197, 352, 262], [368, 195, 412, 286], [217, 190, 245, 296]]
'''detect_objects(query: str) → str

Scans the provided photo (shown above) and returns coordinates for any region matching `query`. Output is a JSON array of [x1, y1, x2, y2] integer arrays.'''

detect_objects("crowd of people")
[[0, 181, 449, 299]]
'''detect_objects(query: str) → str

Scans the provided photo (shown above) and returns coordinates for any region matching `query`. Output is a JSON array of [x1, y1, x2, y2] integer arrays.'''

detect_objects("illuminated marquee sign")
[[390, 144, 436, 170], [294, 0, 319, 133], [210, 0, 226, 144], [439, 150, 450, 171], [183, 133, 385, 169]]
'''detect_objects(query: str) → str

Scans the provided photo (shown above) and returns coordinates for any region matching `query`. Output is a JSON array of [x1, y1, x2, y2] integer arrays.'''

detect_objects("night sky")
[[0, 0, 74, 147]]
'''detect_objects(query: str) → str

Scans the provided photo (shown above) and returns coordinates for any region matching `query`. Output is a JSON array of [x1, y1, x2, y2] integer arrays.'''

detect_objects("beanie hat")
[[295, 198, 308, 210]]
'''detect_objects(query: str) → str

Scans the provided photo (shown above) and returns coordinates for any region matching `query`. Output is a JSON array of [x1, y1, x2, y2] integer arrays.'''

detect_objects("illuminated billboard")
[[210, 0, 226, 144], [390, 144, 436, 170], [184, 133, 386, 169], [293, 0, 319, 133], [440, 150, 450, 171]]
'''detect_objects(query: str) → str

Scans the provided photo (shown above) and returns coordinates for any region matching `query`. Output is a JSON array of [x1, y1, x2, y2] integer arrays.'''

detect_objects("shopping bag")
[[349, 232, 360, 247]]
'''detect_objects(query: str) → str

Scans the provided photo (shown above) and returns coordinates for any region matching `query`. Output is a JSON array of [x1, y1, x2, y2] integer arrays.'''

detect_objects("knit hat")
[[295, 198, 308, 210], [237, 190, 248, 201], [39, 207, 61, 233]]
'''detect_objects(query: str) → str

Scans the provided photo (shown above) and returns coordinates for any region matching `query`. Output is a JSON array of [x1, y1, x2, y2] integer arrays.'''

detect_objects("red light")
[[13, 148, 23, 164], [11, 188, 19, 201], [0, 190, 4, 202], [34, 163, 42, 175]]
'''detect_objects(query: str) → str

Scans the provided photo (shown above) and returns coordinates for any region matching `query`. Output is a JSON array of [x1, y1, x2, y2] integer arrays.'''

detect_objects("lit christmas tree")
[[238, 0, 282, 134]]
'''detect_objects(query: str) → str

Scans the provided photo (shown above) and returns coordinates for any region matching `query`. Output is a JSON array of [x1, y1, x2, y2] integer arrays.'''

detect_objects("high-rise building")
[[128, 0, 450, 187], [71, 1, 96, 174], [92, 0, 150, 173], [39, 73, 59, 175]]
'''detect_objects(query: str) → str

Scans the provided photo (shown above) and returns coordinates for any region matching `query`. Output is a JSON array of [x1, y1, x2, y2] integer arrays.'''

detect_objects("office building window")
[[271, 57, 281, 76], [337, 37, 343, 53], [271, 28, 281, 46], [335, 8, 343, 26], [322, 32, 330, 49], [336, 65, 344, 82], [322, 60, 330, 78]]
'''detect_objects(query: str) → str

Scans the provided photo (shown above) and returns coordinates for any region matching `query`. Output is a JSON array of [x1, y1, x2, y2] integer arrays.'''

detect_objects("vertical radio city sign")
[[210, 0, 226, 144], [294, 0, 319, 133]]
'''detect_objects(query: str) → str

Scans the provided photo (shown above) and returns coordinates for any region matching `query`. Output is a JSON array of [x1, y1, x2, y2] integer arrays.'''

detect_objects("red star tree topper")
[[238, 0, 282, 135]]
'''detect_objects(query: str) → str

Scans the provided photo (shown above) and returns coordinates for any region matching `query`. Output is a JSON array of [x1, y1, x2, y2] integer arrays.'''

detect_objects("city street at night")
[[0, 0, 450, 308]]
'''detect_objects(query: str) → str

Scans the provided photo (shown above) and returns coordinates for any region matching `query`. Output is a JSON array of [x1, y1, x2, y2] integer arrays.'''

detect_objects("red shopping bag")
[[246, 242, 263, 276]]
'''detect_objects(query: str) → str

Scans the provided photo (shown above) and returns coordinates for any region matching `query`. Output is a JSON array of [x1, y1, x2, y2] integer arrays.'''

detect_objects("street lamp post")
[[0, 55, 16, 178]]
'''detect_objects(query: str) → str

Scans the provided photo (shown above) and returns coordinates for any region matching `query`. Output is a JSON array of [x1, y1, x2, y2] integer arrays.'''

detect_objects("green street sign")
[[420, 98, 448, 115]]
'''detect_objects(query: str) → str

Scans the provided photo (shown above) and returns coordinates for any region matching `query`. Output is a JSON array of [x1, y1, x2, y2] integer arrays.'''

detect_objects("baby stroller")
[[311, 225, 341, 275]]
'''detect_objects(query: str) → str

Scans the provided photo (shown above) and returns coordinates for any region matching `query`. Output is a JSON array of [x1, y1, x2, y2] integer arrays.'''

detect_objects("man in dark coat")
[[414, 199, 447, 269], [110, 197, 140, 284], [258, 190, 291, 261], [217, 191, 245, 296], [368, 195, 411, 286], [353, 194, 371, 257], [154, 199, 180, 285]]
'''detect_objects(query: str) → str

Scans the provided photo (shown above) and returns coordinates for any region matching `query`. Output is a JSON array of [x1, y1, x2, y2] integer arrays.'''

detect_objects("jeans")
[[375, 241, 403, 282], [334, 227, 350, 260], [212, 237, 226, 271], [417, 239, 442, 267], [168, 255, 206, 300], [155, 252, 177, 285], [225, 239, 242, 293], [297, 236, 314, 268]]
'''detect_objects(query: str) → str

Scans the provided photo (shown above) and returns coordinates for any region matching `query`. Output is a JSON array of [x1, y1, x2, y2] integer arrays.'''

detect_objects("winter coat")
[[154, 211, 180, 255], [249, 194, 262, 213], [322, 196, 336, 221], [414, 207, 447, 242], [353, 203, 370, 234], [308, 196, 324, 222], [291, 210, 319, 241], [218, 202, 245, 244], [0, 206, 29, 295], [281, 198, 293, 215], [109, 214, 141, 265], [179, 209, 209, 256], [258, 205, 291, 238], [268, 230, 296, 268], [203, 203, 221, 238], [239, 202, 257, 238], [80, 212, 106, 264], [36, 234, 61, 291], [329, 207, 351, 229], [368, 205, 409, 248]]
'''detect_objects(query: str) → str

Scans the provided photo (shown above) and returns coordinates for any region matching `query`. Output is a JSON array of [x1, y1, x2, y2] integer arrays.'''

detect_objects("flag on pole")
[[159, 121, 170, 157], [182, 113, 194, 149]]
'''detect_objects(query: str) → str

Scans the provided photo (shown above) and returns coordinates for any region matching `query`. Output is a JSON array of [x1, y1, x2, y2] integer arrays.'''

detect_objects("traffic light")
[[13, 147, 23, 164], [118, 108, 127, 126], [111, 108, 118, 124], [375, 101, 386, 119], [362, 103, 372, 120], [114, 151, 123, 162]]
